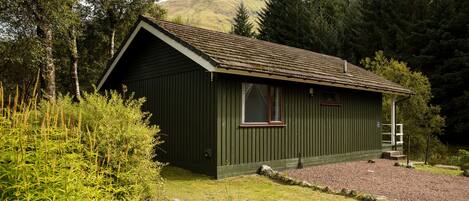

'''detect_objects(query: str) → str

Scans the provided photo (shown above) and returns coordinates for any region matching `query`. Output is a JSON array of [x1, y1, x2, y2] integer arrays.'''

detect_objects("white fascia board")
[[97, 21, 216, 89]]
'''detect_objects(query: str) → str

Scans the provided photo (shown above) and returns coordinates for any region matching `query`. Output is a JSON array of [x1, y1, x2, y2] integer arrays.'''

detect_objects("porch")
[[382, 123, 404, 151], [381, 97, 405, 155]]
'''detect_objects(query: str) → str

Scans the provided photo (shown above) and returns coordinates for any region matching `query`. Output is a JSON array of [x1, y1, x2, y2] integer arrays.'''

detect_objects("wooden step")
[[389, 154, 407, 160], [382, 151, 401, 158], [382, 150, 407, 160]]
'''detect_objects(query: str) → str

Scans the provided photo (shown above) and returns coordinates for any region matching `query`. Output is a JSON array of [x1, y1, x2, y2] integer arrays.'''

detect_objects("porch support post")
[[391, 96, 396, 150]]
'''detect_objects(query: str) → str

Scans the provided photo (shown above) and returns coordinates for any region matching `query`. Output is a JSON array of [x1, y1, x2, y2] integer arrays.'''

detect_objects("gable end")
[[97, 19, 217, 89]]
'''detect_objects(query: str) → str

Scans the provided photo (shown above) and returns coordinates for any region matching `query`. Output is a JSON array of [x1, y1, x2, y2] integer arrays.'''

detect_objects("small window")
[[320, 92, 340, 106], [242, 83, 283, 124]]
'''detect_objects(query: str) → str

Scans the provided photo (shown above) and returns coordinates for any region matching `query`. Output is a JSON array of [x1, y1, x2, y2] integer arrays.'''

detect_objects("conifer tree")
[[257, 0, 345, 54], [257, 0, 314, 49], [230, 2, 255, 37], [340, 0, 364, 63], [363, 0, 469, 143], [416, 0, 469, 142]]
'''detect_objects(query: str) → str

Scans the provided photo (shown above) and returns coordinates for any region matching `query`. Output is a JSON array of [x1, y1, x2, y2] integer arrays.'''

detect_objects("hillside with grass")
[[158, 0, 265, 32]]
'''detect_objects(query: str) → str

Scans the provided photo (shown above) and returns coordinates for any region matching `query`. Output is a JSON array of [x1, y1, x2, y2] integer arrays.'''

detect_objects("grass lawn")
[[414, 163, 463, 176], [161, 166, 354, 201]]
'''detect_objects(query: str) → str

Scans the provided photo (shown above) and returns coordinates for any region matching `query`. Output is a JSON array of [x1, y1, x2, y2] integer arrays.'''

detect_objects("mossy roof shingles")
[[142, 16, 412, 95]]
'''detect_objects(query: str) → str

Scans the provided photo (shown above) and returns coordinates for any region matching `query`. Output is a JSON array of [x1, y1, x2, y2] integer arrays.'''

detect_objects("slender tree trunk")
[[424, 132, 431, 165], [38, 23, 56, 101], [407, 133, 411, 166], [110, 28, 116, 58], [69, 28, 80, 100]]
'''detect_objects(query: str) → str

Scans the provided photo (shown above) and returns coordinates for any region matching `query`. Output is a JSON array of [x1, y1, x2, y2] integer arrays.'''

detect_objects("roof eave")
[[215, 67, 412, 96], [98, 15, 413, 96]]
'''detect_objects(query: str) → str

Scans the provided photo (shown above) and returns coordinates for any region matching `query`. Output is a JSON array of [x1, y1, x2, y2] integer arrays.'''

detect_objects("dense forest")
[[240, 0, 469, 149], [0, 0, 468, 149]]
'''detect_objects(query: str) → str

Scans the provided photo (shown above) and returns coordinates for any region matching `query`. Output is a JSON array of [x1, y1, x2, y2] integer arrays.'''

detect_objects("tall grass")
[[0, 81, 163, 200]]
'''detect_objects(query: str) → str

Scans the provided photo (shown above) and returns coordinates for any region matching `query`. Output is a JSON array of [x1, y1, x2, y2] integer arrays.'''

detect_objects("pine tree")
[[305, 0, 345, 54], [347, 0, 469, 144], [340, 0, 364, 63], [352, 0, 406, 59], [230, 2, 254, 37], [422, 0, 469, 143], [257, 0, 345, 54], [387, 0, 469, 143], [257, 0, 315, 50]]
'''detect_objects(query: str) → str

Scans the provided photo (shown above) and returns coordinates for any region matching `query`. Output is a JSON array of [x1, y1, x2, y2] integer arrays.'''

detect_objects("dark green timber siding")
[[216, 74, 382, 178], [103, 29, 384, 179], [103, 29, 217, 176]]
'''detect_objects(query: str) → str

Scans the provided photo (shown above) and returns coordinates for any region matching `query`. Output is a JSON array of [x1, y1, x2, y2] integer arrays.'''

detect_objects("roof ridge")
[[141, 15, 346, 63]]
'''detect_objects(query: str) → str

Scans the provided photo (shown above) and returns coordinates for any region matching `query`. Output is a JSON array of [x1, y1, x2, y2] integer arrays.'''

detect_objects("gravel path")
[[285, 159, 469, 201]]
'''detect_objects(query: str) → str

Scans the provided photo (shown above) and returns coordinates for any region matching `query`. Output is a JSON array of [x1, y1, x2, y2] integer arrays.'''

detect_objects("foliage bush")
[[449, 149, 469, 170], [0, 84, 163, 200], [362, 51, 446, 161]]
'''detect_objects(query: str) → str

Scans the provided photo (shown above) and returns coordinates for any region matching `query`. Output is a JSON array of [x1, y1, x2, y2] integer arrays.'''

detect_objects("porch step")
[[389, 154, 407, 160], [382, 151, 400, 158], [382, 151, 407, 160]]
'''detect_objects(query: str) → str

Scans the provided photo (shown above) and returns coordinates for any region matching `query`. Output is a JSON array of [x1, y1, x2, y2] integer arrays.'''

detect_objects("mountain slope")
[[158, 0, 265, 32]]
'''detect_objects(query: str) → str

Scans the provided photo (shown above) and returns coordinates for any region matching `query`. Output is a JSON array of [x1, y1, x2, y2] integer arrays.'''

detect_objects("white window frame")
[[270, 87, 282, 123]]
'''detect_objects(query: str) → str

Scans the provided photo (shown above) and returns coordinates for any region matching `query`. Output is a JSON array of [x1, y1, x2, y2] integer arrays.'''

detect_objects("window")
[[320, 91, 340, 106], [242, 83, 283, 124]]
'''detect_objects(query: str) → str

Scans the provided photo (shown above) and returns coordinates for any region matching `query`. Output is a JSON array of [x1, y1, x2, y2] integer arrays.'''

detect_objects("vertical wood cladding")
[[104, 29, 217, 176], [103, 28, 383, 178], [216, 75, 382, 166]]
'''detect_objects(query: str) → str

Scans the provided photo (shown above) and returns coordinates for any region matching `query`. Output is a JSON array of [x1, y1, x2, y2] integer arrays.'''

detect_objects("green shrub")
[[456, 149, 469, 170], [448, 149, 469, 170], [0, 85, 163, 200], [463, 169, 469, 177]]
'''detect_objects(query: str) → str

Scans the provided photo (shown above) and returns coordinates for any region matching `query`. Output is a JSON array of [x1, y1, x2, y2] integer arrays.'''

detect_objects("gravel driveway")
[[285, 159, 469, 201]]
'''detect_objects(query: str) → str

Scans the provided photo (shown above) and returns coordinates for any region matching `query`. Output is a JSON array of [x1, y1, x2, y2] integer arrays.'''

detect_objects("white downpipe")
[[391, 97, 396, 147], [344, 60, 348, 73]]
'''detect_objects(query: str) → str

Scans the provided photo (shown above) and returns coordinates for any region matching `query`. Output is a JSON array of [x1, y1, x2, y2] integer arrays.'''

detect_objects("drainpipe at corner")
[[391, 97, 396, 150]]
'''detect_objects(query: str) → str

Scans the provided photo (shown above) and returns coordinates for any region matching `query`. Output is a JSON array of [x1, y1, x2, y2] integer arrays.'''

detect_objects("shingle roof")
[[139, 16, 412, 95]]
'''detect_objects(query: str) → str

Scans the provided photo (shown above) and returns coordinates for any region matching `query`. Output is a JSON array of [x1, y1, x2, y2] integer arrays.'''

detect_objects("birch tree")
[[88, 0, 153, 58], [66, 2, 91, 100], [0, 0, 77, 101]]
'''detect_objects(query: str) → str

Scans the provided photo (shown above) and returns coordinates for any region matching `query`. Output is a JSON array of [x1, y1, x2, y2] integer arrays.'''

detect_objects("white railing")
[[382, 124, 404, 145]]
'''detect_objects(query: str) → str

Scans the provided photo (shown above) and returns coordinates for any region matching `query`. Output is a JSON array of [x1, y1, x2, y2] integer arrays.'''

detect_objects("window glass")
[[270, 87, 281, 121], [244, 83, 269, 122], [243, 83, 283, 123], [320, 92, 340, 105]]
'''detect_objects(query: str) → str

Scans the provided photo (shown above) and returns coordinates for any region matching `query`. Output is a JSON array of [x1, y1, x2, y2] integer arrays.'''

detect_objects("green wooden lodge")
[[98, 16, 412, 179]]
